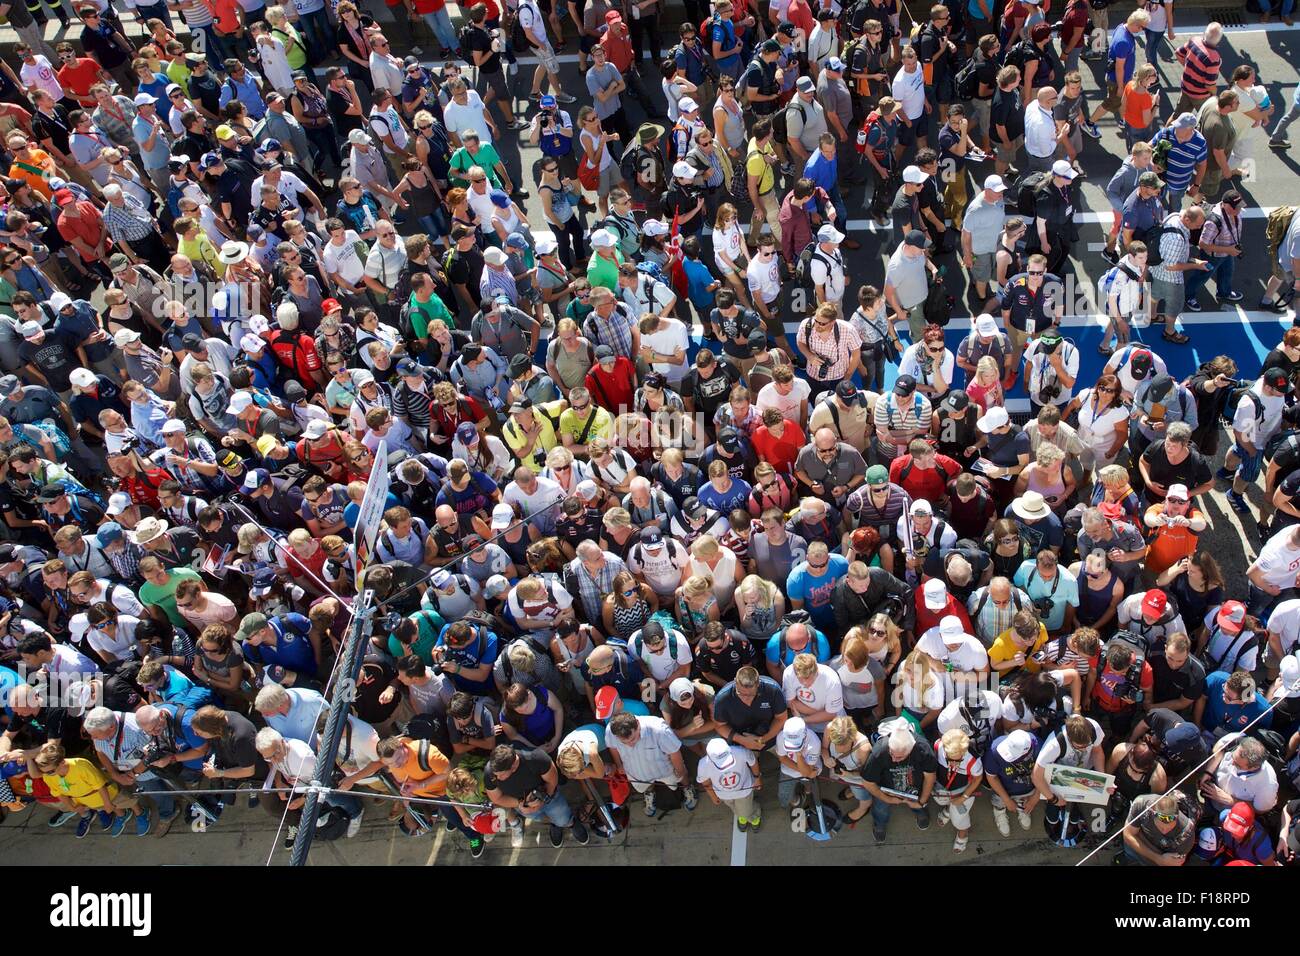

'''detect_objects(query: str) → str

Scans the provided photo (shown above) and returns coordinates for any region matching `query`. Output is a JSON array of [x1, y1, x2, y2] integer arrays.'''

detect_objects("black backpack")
[[923, 271, 955, 327], [1223, 384, 1266, 428], [1013, 171, 1051, 217], [954, 58, 981, 101], [1139, 219, 1179, 268], [1004, 39, 1034, 70]]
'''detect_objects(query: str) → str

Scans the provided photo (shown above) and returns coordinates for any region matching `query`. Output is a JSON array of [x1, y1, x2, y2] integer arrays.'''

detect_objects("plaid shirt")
[[102, 194, 156, 243], [1150, 215, 1192, 285], [107, 539, 145, 584], [566, 551, 627, 621], [583, 307, 636, 360]]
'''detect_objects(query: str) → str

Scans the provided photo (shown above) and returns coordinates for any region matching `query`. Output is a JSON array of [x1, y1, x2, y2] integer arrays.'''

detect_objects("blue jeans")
[[296, 8, 333, 63], [1163, 185, 1187, 211], [136, 0, 171, 27], [827, 185, 848, 231], [193, 24, 229, 71], [868, 795, 930, 828], [437, 804, 480, 841], [1272, 87, 1300, 143], [519, 789, 575, 827], [423, 8, 460, 52], [1142, 28, 1166, 64], [1261, 0, 1297, 15], [136, 774, 175, 818], [1185, 253, 1236, 300]]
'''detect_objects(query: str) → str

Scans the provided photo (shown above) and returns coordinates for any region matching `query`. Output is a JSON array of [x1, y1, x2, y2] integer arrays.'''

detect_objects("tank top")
[[676, 593, 717, 639], [1078, 571, 1119, 626], [540, 182, 574, 224], [716, 96, 745, 152], [1024, 466, 1067, 507], [827, 736, 870, 784], [1114, 754, 1156, 804], [516, 686, 556, 746], [996, 240, 1021, 285], [611, 598, 650, 638], [554, 629, 596, 669], [292, 85, 329, 128], [402, 175, 438, 219]]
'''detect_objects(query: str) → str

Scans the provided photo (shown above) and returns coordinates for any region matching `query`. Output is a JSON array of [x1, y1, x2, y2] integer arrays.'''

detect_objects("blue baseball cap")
[[540, 94, 557, 108]]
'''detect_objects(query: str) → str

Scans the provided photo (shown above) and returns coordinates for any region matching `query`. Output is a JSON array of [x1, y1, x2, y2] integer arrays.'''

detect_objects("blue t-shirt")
[[1013, 562, 1080, 632], [803, 151, 837, 194], [697, 478, 753, 514], [158, 668, 213, 709], [682, 257, 716, 310], [435, 623, 501, 695], [984, 734, 1041, 796], [786, 554, 849, 626], [158, 701, 210, 770], [711, 17, 740, 71], [764, 626, 832, 669], [243, 612, 316, 677], [1201, 671, 1273, 734], [0, 665, 19, 716], [1218, 808, 1275, 864], [1107, 25, 1138, 84], [1149, 127, 1208, 191]]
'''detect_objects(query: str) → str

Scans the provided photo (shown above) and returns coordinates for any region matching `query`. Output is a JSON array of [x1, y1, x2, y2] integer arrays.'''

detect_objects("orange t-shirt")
[[389, 739, 449, 798], [1142, 504, 1203, 576], [9, 148, 54, 198], [1122, 81, 1154, 129]]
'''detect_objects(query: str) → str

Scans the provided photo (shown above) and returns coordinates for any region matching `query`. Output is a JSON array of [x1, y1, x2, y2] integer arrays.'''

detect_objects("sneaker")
[[509, 822, 524, 848], [155, 810, 176, 839], [468, 837, 485, 859], [914, 807, 932, 830], [683, 786, 698, 811], [47, 810, 78, 828], [1222, 290, 1244, 302], [508, 118, 531, 130], [1100, 247, 1119, 265], [529, 91, 543, 101], [554, 93, 577, 104], [346, 810, 364, 839], [779, 163, 794, 177], [571, 820, 590, 845], [1017, 809, 1033, 830], [409, 45, 424, 56], [445, 817, 457, 833], [1081, 121, 1102, 140], [1259, 297, 1279, 311], [872, 824, 888, 844], [993, 810, 1011, 836], [643, 790, 657, 817], [75, 815, 93, 839], [109, 811, 132, 837], [247, 793, 259, 809], [511, 188, 531, 200], [134, 810, 152, 837], [97, 810, 115, 831], [1271, 138, 1291, 149], [1214, 466, 1234, 482], [749, 809, 762, 831], [737, 817, 750, 832], [283, 824, 298, 849], [1227, 490, 1251, 514], [548, 823, 564, 847], [1185, 297, 1202, 312], [1257, 521, 1272, 540], [438, 47, 454, 59]]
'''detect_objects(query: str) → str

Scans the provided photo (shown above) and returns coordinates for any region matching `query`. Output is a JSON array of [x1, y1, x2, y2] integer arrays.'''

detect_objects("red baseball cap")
[[1216, 600, 1247, 635], [1222, 801, 1255, 840], [322, 297, 342, 314], [605, 9, 622, 20], [594, 685, 620, 720], [1141, 589, 1167, 617]]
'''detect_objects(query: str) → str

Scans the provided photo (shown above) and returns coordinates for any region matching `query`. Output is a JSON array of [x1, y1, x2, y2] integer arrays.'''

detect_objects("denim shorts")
[[1232, 443, 1263, 481]]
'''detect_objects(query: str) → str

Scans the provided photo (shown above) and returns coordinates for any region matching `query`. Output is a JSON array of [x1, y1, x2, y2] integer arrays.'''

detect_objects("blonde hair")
[[1035, 442, 1065, 467], [898, 648, 937, 694], [691, 535, 719, 559], [1098, 464, 1130, 488], [555, 740, 587, 778], [941, 727, 971, 762], [976, 354, 999, 385], [793, 652, 818, 679], [682, 574, 713, 599], [445, 766, 480, 801], [865, 613, 903, 658], [738, 574, 778, 608], [841, 629, 871, 669], [826, 715, 859, 748]]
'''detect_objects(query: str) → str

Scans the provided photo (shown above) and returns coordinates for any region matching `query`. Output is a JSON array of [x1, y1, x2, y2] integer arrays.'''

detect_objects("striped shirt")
[[1149, 127, 1207, 190], [175, 0, 215, 26], [1176, 37, 1220, 99]]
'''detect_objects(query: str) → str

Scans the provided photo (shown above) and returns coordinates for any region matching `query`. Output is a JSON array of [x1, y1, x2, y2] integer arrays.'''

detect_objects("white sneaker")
[[993, 808, 1011, 836], [1017, 809, 1033, 830], [936, 808, 950, 827], [346, 811, 363, 839], [644, 790, 658, 817], [509, 822, 524, 848]]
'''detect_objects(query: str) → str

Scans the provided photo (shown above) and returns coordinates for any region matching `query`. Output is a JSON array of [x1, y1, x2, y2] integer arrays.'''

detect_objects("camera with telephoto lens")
[[1116, 659, 1145, 705]]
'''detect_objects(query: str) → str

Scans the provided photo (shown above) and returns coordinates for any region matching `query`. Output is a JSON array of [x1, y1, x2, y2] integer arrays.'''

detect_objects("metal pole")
[[288, 588, 376, 867]]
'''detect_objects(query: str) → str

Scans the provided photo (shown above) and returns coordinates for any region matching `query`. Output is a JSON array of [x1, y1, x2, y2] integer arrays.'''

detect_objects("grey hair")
[[255, 683, 289, 714], [82, 706, 117, 734]]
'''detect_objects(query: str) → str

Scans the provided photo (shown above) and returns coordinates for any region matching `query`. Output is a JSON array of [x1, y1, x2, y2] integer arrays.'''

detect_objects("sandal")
[[953, 834, 969, 853], [1162, 330, 1190, 344], [1097, 343, 1114, 356]]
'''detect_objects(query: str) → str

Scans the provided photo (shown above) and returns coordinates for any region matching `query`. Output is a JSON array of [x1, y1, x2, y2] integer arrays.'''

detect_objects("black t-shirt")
[[990, 87, 1023, 140], [256, 480, 307, 531], [555, 509, 604, 552], [922, 547, 990, 601], [1149, 653, 1207, 708], [1278, 468, 1300, 512], [985, 426, 1030, 469], [217, 165, 256, 226], [250, 197, 297, 241], [354, 654, 401, 724], [1264, 348, 1300, 383], [916, 25, 952, 81], [684, 361, 739, 420], [5, 706, 67, 748], [694, 634, 756, 683], [189, 72, 222, 115], [973, 58, 998, 100], [890, 186, 920, 244], [33, 107, 72, 156], [862, 735, 939, 798], [462, 25, 502, 74], [18, 330, 82, 392], [1140, 440, 1213, 493], [153, 527, 203, 570], [445, 245, 485, 298], [483, 744, 552, 799], [212, 711, 268, 774], [712, 677, 788, 736]]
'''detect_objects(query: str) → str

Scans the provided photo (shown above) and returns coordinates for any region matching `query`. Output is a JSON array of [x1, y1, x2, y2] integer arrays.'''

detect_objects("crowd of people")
[[0, 0, 1298, 867]]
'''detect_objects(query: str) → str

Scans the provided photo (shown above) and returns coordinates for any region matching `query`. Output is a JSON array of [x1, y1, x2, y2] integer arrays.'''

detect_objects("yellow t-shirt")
[[179, 233, 226, 279], [746, 137, 775, 196], [558, 404, 614, 446], [988, 624, 1049, 673], [43, 757, 116, 808], [503, 400, 564, 472]]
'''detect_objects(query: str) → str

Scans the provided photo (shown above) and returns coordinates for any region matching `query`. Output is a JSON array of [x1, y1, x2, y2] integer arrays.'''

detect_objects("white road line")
[[773, 309, 1293, 333], [730, 818, 748, 866]]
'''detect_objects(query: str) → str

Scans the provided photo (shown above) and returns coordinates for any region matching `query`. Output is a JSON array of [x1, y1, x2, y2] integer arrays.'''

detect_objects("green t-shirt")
[[406, 291, 455, 338], [585, 249, 625, 292], [386, 609, 445, 664], [449, 144, 504, 189], [138, 566, 202, 627]]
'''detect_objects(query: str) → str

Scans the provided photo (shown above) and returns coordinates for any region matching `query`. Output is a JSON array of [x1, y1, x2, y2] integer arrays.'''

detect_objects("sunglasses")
[[1028, 270, 1046, 276]]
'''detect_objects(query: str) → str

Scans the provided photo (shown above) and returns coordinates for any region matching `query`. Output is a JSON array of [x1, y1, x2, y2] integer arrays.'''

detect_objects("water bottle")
[[855, 127, 867, 155]]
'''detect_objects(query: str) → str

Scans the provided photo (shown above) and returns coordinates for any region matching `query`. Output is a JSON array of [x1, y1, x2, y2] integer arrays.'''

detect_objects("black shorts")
[[897, 118, 919, 146], [965, 15, 993, 48]]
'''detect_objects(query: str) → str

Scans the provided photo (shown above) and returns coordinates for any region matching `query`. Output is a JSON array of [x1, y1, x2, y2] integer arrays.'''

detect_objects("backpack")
[[1098, 262, 1143, 313], [1266, 205, 1296, 264], [1012, 171, 1051, 217], [314, 804, 351, 840], [1223, 383, 1265, 428], [1139, 217, 1180, 268], [1200, 627, 1261, 677], [632, 627, 681, 668], [954, 57, 982, 101], [1004, 39, 1034, 70], [923, 272, 955, 327], [509, 0, 541, 50], [793, 241, 828, 295], [1102, 629, 1148, 705], [971, 585, 1023, 622]]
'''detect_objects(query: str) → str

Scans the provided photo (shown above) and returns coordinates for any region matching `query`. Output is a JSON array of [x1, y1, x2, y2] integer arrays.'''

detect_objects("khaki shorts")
[[969, 98, 992, 141], [598, 161, 622, 197], [536, 44, 560, 75], [1100, 80, 1122, 113], [971, 251, 996, 283], [1006, 323, 1030, 354], [995, 134, 1023, 166]]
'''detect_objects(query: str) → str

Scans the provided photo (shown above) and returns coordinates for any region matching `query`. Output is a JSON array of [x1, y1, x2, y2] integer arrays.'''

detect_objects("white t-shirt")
[[696, 742, 758, 799], [1267, 598, 1300, 657], [747, 251, 782, 305], [891, 64, 926, 120], [896, 515, 958, 553], [1252, 529, 1300, 592], [898, 343, 956, 393], [775, 725, 824, 777], [1023, 338, 1080, 407], [504, 475, 568, 525], [626, 539, 690, 597], [82, 615, 140, 660], [322, 230, 367, 285], [780, 663, 845, 729], [1202, 608, 1260, 674], [714, 221, 746, 273], [444, 91, 494, 145], [1075, 387, 1131, 459], [269, 737, 318, 792], [1034, 716, 1104, 768], [642, 318, 690, 385], [936, 689, 1003, 739], [1106, 346, 1168, 398], [559, 728, 603, 771], [916, 630, 989, 672], [1000, 675, 1074, 725], [832, 655, 884, 709], [756, 379, 811, 421], [1233, 385, 1287, 447], [507, 580, 576, 631], [1142, 0, 1171, 32], [635, 632, 694, 683], [807, 246, 846, 302], [21, 57, 64, 101]]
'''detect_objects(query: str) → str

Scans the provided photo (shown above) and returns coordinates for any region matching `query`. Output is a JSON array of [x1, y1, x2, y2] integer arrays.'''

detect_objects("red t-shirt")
[[1089, 656, 1154, 713], [889, 453, 961, 507], [751, 420, 805, 475], [586, 357, 636, 413], [786, 0, 815, 39], [600, 29, 634, 75], [914, 590, 974, 637], [57, 59, 103, 106], [57, 202, 107, 260], [413, 0, 446, 13]]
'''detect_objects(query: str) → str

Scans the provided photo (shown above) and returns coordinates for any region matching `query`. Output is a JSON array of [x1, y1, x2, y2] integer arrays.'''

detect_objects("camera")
[[1038, 381, 1062, 402], [1031, 596, 1054, 619], [1116, 660, 1145, 704]]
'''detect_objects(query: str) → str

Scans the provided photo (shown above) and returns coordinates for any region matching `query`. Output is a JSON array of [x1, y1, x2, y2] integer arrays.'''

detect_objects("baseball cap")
[[817, 224, 845, 244], [490, 503, 514, 530], [923, 578, 948, 610], [483, 575, 510, 600], [909, 499, 933, 516], [975, 313, 999, 337], [668, 677, 695, 702], [1141, 589, 1168, 616], [396, 358, 421, 376], [904, 229, 929, 249], [835, 380, 863, 404], [938, 615, 965, 640], [1264, 366, 1292, 393], [227, 391, 253, 415], [590, 229, 617, 249], [894, 374, 917, 395], [672, 160, 696, 178], [1165, 483, 1189, 501], [1216, 600, 1247, 635], [1137, 170, 1164, 189], [796, 76, 815, 93], [902, 165, 926, 184], [239, 333, 265, 354], [865, 464, 889, 486], [1222, 802, 1255, 840], [1277, 655, 1300, 698], [347, 129, 371, 146], [995, 730, 1035, 762], [826, 56, 845, 71], [983, 174, 1007, 192], [250, 567, 277, 598], [1173, 112, 1198, 129], [241, 468, 269, 491], [237, 612, 269, 641], [1129, 349, 1154, 376], [976, 406, 1010, 432], [594, 685, 620, 721], [96, 522, 124, 546], [133, 92, 155, 107], [540, 93, 557, 108], [678, 97, 699, 113], [456, 422, 479, 444], [706, 736, 736, 770], [643, 219, 670, 238], [68, 368, 96, 390], [1051, 159, 1078, 180], [781, 716, 808, 748], [303, 420, 330, 440], [113, 328, 141, 349], [576, 479, 599, 499], [104, 492, 132, 517], [718, 426, 741, 452], [594, 344, 615, 361], [943, 390, 970, 414], [18, 321, 42, 339], [640, 527, 664, 548]]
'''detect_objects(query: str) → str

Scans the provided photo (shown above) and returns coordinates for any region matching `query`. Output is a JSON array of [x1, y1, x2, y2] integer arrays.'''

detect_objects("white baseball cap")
[[902, 165, 927, 184], [923, 578, 948, 610], [678, 97, 699, 113], [817, 224, 845, 244], [975, 313, 999, 337], [939, 615, 966, 641], [983, 174, 1007, 192], [977, 406, 1010, 432], [995, 729, 1035, 761], [113, 328, 142, 349], [490, 503, 514, 530], [672, 160, 696, 179], [240, 333, 265, 354], [161, 419, 187, 435], [1278, 655, 1300, 698], [105, 492, 132, 516], [1166, 483, 1190, 501], [909, 499, 933, 516], [303, 420, 330, 440], [68, 368, 97, 389], [706, 736, 736, 770], [1051, 159, 1078, 180], [227, 392, 254, 415]]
